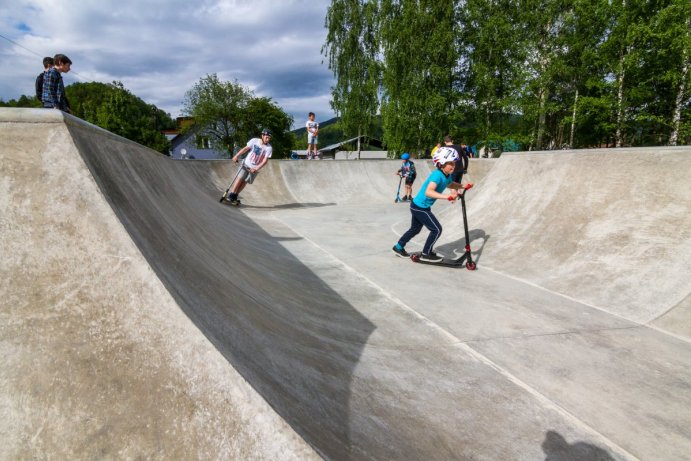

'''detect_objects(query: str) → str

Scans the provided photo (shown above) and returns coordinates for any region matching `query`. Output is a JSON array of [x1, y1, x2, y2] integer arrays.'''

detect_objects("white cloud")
[[1, 0, 337, 127]]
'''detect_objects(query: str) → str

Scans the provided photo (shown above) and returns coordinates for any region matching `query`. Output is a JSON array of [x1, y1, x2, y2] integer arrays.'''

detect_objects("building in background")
[[317, 136, 387, 160], [164, 117, 229, 160]]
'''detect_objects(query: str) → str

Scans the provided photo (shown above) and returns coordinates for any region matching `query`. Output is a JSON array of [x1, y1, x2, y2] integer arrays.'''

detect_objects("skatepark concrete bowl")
[[2, 108, 690, 460]]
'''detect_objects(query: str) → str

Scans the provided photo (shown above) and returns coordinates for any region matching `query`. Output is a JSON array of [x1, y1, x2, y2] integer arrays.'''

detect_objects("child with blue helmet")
[[392, 148, 459, 263], [396, 152, 417, 201]]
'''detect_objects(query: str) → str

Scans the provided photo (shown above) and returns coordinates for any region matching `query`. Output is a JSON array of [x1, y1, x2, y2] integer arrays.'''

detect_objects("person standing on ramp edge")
[[35, 56, 54, 104], [224, 128, 273, 206], [41, 54, 72, 113], [306, 112, 319, 160]]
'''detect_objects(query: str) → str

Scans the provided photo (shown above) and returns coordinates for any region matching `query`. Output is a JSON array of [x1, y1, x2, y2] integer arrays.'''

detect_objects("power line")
[[0, 32, 43, 58], [0, 32, 85, 80]]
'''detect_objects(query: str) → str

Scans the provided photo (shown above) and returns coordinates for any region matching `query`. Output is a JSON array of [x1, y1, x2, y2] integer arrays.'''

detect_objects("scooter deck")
[[409, 252, 473, 269], [220, 198, 241, 207]]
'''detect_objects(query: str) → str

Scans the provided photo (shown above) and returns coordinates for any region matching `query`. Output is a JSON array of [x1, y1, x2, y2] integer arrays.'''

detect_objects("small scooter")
[[410, 183, 477, 270], [220, 153, 248, 204], [219, 165, 244, 204], [394, 175, 404, 203]]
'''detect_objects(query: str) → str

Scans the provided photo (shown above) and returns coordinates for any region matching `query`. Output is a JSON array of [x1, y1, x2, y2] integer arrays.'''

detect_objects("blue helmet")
[[401, 153, 410, 160]]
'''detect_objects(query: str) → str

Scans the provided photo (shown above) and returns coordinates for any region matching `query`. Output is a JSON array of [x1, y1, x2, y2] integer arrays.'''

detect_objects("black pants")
[[397, 202, 442, 255]]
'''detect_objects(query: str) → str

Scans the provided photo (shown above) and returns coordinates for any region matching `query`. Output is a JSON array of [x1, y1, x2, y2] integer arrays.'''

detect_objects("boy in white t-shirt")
[[306, 112, 319, 160], [225, 129, 273, 205]]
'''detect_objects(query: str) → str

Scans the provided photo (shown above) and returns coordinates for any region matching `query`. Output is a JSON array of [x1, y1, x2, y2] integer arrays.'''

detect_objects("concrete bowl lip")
[[0, 107, 67, 123], [0, 108, 138, 146]]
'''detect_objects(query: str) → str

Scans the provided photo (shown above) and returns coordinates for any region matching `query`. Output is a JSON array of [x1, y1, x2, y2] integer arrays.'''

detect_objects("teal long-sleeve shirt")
[[412, 169, 453, 208]]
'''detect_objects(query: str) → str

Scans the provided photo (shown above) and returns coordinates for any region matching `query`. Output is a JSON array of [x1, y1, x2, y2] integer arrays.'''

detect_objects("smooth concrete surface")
[[2, 108, 690, 460], [0, 110, 318, 460]]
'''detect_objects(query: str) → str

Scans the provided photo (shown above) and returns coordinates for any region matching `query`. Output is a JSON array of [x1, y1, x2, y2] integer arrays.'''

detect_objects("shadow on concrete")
[[437, 229, 490, 263], [542, 430, 615, 461], [236, 202, 337, 210], [67, 124, 375, 459]]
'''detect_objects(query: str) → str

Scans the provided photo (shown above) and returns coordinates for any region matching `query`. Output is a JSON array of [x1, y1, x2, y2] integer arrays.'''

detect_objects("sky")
[[0, 0, 337, 128]]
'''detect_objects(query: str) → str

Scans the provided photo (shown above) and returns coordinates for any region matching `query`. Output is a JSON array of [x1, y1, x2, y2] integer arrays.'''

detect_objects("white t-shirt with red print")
[[243, 138, 273, 169]]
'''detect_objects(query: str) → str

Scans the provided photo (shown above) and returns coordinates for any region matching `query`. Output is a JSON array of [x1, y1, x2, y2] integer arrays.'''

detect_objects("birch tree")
[[380, 0, 460, 153], [323, 0, 382, 147], [660, 3, 691, 145], [561, 0, 611, 147], [461, 0, 524, 148]]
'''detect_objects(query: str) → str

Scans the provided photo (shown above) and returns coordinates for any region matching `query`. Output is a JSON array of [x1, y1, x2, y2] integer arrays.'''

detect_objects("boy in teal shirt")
[[393, 147, 459, 262]]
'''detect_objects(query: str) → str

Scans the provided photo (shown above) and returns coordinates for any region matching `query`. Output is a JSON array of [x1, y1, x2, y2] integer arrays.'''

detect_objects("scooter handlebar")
[[448, 183, 474, 201]]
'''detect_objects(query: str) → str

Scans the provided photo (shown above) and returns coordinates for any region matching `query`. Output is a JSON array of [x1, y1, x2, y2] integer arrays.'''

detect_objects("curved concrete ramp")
[[0, 110, 318, 460], [442, 149, 691, 324], [3, 108, 691, 460]]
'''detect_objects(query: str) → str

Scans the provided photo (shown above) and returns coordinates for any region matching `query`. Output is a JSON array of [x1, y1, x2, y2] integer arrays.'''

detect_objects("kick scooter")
[[410, 183, 477, 270]]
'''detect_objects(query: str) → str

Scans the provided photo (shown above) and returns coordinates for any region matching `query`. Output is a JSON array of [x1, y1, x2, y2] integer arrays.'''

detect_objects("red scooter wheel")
[[466, 261, 476, 271]]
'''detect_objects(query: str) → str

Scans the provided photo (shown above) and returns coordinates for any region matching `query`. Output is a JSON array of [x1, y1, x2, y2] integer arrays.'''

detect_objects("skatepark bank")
[[1, 108, 690, 460]]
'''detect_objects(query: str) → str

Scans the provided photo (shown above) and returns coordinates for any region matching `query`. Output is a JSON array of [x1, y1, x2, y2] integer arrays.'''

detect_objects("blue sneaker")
[[392, 245, 409, 258]]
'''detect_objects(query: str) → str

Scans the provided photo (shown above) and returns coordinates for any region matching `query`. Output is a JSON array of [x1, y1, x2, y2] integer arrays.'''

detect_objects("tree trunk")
[[570, 88, 579, 148], [669, 19, 690, 146], [615, 55, 626, 147], [536, 89, 547, 149], [357, 126, 361, 160], [484, 103, 491, 148], [615, 0, 627, 148]]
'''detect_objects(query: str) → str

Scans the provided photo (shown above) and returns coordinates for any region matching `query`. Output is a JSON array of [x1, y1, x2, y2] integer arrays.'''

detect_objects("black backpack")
[[35, 73, 44, 102], [408, 160, 417, 179]]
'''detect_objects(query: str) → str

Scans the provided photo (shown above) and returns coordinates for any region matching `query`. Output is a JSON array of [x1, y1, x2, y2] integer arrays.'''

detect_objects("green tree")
[[667, 13, 691, 144], [380, 0, 460, 154], [601, 0, 638, 147], [182, 74, 294, 158], [595, 0, 691, 146], [0, 94, 41, 108], [323, 0, 382, 146], [645, 1, 690, 145], [460, 0, 525, 148], [66, 81, 174, 153], [242, 97, 294, 157], [518, 0, 572, 149], [322, 0, 688, 149], [182, 74, 249, 156], [559, 0, 611, 148]]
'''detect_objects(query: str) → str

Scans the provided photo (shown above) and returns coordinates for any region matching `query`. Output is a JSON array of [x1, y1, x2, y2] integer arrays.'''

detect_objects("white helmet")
[[433, 146, 459, 167]]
